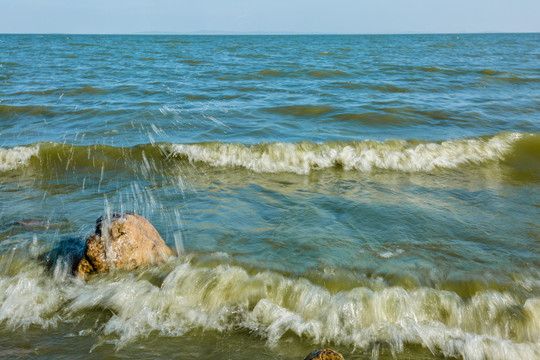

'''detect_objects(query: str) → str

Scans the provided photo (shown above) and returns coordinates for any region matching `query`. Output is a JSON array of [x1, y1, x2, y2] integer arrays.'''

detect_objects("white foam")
[[71, 261, 540, 358], [167, 133, 520, 174], [379, 249, 404, 258], [0, 144, 39, 171], [2, 255, 539, 359], [0, 261, 61, 329]]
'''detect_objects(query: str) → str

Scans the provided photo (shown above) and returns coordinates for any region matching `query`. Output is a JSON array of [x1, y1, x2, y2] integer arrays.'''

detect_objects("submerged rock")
[[304, 349, 344, 360], [76, 213, 174, 277], [15, 220, 48, 229]]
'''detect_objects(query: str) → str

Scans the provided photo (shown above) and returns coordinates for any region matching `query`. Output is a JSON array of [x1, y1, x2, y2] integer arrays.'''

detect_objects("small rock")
[[76, 213, 174, 277], [304, 349, 344, 360]]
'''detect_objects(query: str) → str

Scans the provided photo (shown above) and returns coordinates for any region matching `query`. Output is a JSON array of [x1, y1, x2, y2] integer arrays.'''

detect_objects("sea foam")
[[167, 133, 521, 174], [2, 253, 540, 359], [0, 145, 39, 171]]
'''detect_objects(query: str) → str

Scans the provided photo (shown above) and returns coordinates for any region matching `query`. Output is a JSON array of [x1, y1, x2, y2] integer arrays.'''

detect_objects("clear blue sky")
[[2, 0, 539, 34]]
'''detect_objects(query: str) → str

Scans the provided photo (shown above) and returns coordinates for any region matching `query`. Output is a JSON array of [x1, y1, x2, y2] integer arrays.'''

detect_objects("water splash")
[[2, 251, 540, 359]]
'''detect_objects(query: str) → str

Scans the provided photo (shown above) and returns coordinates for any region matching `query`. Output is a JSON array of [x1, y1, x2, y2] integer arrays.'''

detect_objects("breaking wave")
[[167, 132, 535, 174], [1, 252, 540, 359], [1, 133, 537, 177], [0, 144, 40, 171]]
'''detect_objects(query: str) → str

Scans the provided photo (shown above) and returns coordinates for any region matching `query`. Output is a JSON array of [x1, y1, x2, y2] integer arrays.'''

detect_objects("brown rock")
[[304, 349, 344, 360], [77, 213, 174, 276]]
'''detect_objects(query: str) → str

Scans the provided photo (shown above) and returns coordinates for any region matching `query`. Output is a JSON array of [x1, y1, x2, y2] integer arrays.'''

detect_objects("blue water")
[[2, 34, 539, 147], [0, 34, 539, 360]]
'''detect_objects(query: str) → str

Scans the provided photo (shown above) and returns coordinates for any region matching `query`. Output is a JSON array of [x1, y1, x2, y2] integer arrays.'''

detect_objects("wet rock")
[[304, 349, 344, 360], [76, 213, 174, 277]]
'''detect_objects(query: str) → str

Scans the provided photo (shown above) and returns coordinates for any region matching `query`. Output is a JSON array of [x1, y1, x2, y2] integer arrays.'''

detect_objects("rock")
[[76, 213, 174, 276], [304, 349, 344, 360]]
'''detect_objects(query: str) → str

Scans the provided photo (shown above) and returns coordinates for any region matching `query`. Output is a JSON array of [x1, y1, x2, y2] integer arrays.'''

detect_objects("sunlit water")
[[0, 34, 539, 359]]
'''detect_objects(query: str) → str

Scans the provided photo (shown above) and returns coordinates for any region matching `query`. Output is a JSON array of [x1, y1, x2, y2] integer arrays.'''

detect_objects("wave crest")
[[167, 133, 522, 174], [0, 145, 39, 171], [3, 255, 540, 359], [1, 133, 535, 176]]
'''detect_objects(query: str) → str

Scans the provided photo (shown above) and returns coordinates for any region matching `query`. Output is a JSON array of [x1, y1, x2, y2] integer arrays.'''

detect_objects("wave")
[[478, 69, 513, 76], [251, 69, 289, 78], [305, 70, 351, 78], [167, 132, 536, 174], [370, 84, 413, 93], [264, 105, 337, 117], [0, 145, 40, 171], [335, 82, 364, 90], [1, 133, 537, 177], [329, 112, 415, 126], [249, 69, 351, 79], [68, 43, 98, 47], [489, 76, 540, 84], [408, 66, 522, 78], [5, 85, 140, 99], [65, 85, 107, 95], [1, 253, 540, 359], [155, 40, 192, 44], [0, 104, 53, 116], [413, 66, 462, 75], [0, 61, 21, 67], [178, 59, 205, 64], [0, 104, 136, 120]]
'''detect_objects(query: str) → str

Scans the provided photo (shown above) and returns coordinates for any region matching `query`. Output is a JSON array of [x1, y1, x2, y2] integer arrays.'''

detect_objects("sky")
[[1, 0, 539, 35]]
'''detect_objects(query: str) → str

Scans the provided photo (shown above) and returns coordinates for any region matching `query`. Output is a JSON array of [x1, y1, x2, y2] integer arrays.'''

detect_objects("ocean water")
[[0, 33, 539, 359]]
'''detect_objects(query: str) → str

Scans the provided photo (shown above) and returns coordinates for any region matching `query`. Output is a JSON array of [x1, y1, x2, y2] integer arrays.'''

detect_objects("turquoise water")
[[0, 34, 539, 359]]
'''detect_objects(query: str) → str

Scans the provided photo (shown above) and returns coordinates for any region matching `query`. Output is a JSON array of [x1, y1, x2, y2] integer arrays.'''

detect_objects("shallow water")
[[0, 33, 539, 359]]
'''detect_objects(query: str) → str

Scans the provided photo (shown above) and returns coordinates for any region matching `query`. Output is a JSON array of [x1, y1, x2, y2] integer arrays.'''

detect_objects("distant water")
[[0, 34, 539, 359]]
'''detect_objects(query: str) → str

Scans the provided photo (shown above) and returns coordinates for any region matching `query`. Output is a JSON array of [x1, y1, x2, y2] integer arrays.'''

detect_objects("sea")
[[0, 33, 539, 359]]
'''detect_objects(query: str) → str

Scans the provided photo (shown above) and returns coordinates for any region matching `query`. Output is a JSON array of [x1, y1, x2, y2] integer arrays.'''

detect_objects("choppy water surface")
[[0, 34, 539, 359]]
